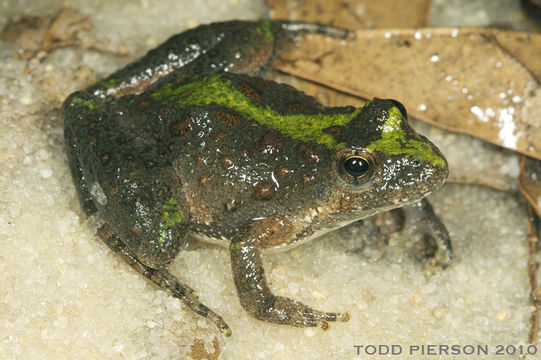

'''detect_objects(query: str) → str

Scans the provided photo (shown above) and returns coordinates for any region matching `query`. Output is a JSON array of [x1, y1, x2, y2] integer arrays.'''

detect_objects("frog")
[[63, 20, 452, 337]]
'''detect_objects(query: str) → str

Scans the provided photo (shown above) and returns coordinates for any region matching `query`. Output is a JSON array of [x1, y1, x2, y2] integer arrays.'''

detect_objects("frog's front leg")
[[230, 217, 350, 329], [404, 198, 453, 270]]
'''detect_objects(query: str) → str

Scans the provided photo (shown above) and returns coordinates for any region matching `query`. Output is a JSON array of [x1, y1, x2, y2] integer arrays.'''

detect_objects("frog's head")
[[322, 98, 448, 224]]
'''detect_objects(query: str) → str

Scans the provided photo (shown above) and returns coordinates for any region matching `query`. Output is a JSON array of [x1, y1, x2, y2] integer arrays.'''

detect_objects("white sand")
[[0, 0, 535, 359]]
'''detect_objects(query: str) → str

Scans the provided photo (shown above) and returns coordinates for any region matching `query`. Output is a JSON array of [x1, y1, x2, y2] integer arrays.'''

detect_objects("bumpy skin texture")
[[63, 20, 452, 335]]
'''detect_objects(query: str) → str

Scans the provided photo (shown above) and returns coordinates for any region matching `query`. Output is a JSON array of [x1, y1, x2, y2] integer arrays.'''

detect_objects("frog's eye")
[[338, 154, 374, 185], [344, 157, 369, 177], [388, 99, 407, 118]]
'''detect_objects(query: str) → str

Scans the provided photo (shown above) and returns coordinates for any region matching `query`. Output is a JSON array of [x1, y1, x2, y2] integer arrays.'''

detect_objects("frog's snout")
[[417, 136, 449, 192]]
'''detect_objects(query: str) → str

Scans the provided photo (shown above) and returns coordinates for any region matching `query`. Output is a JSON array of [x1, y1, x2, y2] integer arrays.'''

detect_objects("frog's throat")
[[150, 75, 445, 167]]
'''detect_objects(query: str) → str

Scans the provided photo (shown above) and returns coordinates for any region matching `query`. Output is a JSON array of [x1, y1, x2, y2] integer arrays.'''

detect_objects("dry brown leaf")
[[519, 157, 541, 218], [492, 31, 541, 82], [0, 8, 93, 59], [0, 8, 127, 61], [188, 337, 221, 360], [0, 13, 51, 53], [40, 8, 94, 53], [268, 0, 432, 28], [275, 28, 541, 160]]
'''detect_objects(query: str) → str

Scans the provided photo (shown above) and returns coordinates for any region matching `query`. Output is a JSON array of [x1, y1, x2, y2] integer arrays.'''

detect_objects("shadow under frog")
[[63, 20, 452, 336]]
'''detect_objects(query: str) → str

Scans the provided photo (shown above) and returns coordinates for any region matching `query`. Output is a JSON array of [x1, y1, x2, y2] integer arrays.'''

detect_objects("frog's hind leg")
[[97, 224, 232, 336]]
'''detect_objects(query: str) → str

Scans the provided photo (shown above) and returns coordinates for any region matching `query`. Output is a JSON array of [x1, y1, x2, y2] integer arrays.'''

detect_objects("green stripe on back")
[[150, 74, 361, 149]]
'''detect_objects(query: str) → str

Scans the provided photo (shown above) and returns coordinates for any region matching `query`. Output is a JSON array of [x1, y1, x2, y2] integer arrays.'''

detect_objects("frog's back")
[[127, 73, 349, 243]]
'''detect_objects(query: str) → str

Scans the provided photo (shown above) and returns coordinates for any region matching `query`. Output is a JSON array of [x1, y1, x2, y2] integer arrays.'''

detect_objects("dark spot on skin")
[[170, 116, 191, 136], [237, 83, 262, 103], [298, 144, 320, 163], [254, 132, 282, 154], [199, 175, 211, 187], [197, 154, 205, 165], [276, 165, 291, 177], [253, 181, 274, 200], [220, 156, 234, 169], [240, 149, 250, 159], [172, 75, 187, 86], [101, 154, 109, 163], [235, 44, 272, 74], [248, 216, 293, 249], [302, 173, 314, 187], [186, 192, 213, 226], [224, 198, 239, 212], [323, 125, 343, 137], [137, 100, 150, 111], [368, 134, 380, 142], [287, 103, 319, 113], [97, 224, 114, 240], [216, 108, 241, 126], [216, 131, 228, 141]]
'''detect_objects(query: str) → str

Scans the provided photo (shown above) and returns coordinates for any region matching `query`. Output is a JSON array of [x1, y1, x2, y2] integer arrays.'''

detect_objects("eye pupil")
[[343, 156, 369, 178]]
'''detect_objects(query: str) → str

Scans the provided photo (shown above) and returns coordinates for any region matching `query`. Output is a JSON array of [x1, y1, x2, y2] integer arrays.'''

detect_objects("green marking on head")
[[70, 96, 101, 112], [151, 74, 362, 149], [256, 19, 274, 42], [366, 106, 446, 168], [157, 198, 184, 244]]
